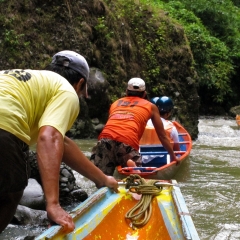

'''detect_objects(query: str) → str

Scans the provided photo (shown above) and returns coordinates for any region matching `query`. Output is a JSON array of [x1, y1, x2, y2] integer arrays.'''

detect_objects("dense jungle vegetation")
[[0, 0, 239, 140], [148, 0, 240, 114], [0, 0, 239, 115]]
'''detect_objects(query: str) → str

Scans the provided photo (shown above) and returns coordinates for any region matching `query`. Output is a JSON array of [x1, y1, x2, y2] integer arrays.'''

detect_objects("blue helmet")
[[155, 96, 174, 113], [150, 97, 159, 104]]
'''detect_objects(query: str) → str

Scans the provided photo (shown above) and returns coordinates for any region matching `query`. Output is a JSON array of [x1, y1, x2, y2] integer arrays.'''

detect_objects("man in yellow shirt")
[[0, 50, 118, 234]]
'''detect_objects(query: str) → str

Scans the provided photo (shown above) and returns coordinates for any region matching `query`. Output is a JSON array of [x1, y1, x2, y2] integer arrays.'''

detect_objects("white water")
[[175, 117, 240, 240]]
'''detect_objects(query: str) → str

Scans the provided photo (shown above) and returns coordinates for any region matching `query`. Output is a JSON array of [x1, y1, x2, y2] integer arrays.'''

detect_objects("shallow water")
[[1, 117, 240, 240], [174, 117, 240, 240]]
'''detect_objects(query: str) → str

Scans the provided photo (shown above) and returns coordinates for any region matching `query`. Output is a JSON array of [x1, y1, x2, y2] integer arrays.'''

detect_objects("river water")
[[175, 116, 240, 240], [0, 116, 240, 240]]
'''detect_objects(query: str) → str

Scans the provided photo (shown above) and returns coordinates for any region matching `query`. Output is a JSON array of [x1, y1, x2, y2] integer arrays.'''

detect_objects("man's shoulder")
[[31, 69, 61, 78], [112, 96, 150, 104]]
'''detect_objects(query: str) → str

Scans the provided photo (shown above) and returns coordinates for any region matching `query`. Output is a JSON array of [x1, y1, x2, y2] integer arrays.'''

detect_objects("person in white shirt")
[[147, 96, 180, 151], [141, 96, 180, 164]]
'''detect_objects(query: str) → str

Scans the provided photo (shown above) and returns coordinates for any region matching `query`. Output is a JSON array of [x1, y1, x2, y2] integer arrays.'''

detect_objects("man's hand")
[[106, 176, 119, 192], [174, 156, 181, 166], [96, 176, 119, 193], [171, 155, 181, 166], [47, 203, 75, 234]]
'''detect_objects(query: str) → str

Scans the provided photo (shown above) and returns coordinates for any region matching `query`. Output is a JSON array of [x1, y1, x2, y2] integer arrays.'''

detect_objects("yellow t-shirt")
[[0, 69, 80, 145]]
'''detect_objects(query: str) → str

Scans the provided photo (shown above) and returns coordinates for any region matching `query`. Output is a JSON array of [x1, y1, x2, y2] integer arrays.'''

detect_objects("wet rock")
[[91, 118, 100, 125], [229, 105, 240, 116], [12, 205, 48, 225], [28, 150, 89, 206], [86, 68, 110, 122], [67, 182, 74, 191], [61, 168, 73, 179], [24, 237, 35, 240], [29, 150, 41, 184], [19, 178, 45, 210], [61, 189, 88, 206], [94, 123, 105, 133], [60, 176, 68, 182], [60, 187, 70, 193], [66, 95, 96, 138], [70, 189, 88, 202]]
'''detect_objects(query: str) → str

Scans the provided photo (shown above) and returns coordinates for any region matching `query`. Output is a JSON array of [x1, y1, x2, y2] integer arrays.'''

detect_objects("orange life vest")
[[99, 96, 152, 150], [236, 115, 240, 126], [139, 120, 174, 146]]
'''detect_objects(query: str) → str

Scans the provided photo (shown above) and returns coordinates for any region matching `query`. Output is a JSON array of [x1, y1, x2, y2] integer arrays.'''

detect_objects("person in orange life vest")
[[90, 78, 179, 176]]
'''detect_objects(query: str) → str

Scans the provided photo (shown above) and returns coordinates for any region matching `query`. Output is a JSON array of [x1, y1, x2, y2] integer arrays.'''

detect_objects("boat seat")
[[140, 141, 188, 167], [178, 133, 187, 136], [140, 145, 169, 167], [180, 141, 187, 151], [142, 155, 169, 168]]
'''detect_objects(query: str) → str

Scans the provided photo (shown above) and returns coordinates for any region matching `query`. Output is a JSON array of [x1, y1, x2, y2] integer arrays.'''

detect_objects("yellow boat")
[[35, 177, 199, 240]]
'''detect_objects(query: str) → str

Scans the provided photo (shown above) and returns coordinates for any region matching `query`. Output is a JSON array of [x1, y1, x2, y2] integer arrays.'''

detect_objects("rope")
[[123, 174, 163, 229]]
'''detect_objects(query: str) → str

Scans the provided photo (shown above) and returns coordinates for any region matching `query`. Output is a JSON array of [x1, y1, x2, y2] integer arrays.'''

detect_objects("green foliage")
[[232, 0, 240, 8], [149, 0, 236, 105], [110, 94, 119, 103], [106, 0, 193, 92], [95, 16, 113, 40], [0, 0, 200, 138], [186, 24, 233, 102], [102, 0, 176, 94], [179, 0, 240, 58], [3, 30, 25, 52]]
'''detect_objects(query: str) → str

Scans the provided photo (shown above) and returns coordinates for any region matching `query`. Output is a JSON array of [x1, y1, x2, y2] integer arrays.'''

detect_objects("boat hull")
[[116, 121, 192, 179], [236, 115, 240, 127], [35, 180, 199, 240]]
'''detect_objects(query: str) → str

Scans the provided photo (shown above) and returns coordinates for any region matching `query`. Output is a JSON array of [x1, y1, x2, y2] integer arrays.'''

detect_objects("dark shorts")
[[0, 129, 29, 194], [90, 138, 141, 176]]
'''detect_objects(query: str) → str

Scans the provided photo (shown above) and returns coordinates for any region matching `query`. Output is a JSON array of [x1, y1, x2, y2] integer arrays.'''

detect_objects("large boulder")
[[12, 150, 89, 228], [229, 106, 240, 116], [67, 67, 110, 139], [12, 205, 48, 226], [87, 67, 110, 122], [19, 178, 45, 210], [28, 150, 88, 206]]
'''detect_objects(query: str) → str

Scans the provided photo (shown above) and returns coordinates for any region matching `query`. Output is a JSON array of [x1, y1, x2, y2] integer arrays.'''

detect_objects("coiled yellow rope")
[[123, 174, 163, 229]]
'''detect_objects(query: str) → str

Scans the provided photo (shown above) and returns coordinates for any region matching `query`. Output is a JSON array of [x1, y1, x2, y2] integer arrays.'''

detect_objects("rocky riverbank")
[[10, 150, 88, 227]]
